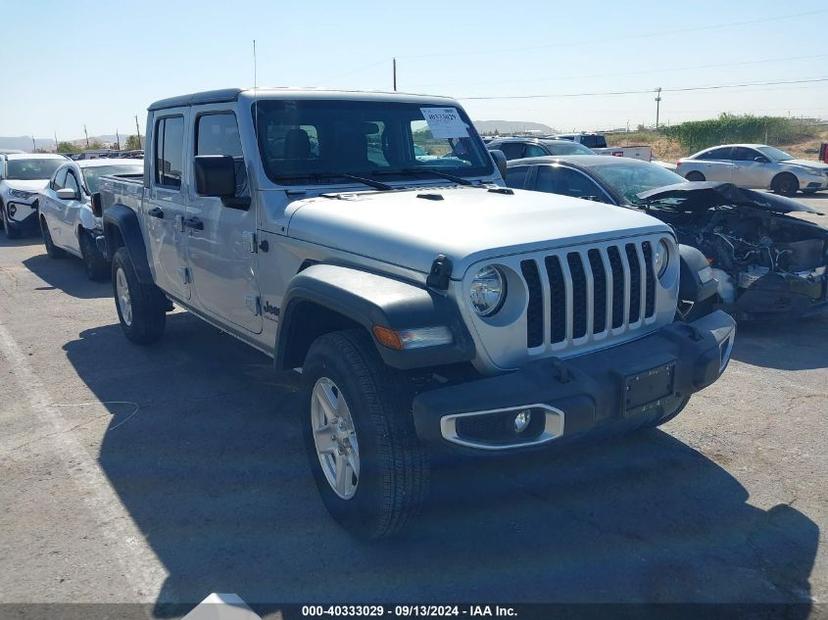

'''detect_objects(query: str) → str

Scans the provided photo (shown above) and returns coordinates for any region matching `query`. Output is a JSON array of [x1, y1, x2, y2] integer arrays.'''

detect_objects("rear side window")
[[698, 147, 732, 160], [196, 113, 243, 157], [505, 166, 530, 189], [154, 116, 184, 189], [497, 142, 526, 160]]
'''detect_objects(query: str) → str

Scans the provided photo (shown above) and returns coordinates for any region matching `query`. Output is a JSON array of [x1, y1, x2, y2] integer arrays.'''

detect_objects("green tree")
[[124, 134, 142, 150], [57, 141, 80, 154]]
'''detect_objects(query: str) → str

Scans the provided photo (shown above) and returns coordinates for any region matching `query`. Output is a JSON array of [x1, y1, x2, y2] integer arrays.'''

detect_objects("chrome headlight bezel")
[[469, 264, 507, 317], [8, 189, 35, 200]]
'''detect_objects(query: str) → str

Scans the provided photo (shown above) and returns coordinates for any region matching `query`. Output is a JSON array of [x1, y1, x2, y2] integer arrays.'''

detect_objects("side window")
[[536, 166, 606, 201], [51, 167, 68, 190], [505, 166, 530, 189], [732, 147, 762, 162], [196, 113, 243, 157], [196, 112, 248, 197], [154, 116, 184, 189], [523, 144, 547, 158], [64, 171, 80, 196], [699, 147, 732, 161], [497, 142, 526, 160]]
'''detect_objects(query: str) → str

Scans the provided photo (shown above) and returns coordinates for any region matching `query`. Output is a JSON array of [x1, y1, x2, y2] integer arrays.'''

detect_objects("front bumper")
[[5, 201, 39, 233], [412, 311, 736, 454], [731, 270, 828, 320]]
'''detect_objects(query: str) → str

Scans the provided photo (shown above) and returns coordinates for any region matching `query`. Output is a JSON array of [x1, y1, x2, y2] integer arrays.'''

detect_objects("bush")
[[662, 114, 815, 153]]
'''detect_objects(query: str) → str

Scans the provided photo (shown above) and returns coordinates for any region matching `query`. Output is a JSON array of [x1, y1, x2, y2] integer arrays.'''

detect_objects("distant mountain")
[[474, 120, 556, 135], [0, 134, 127, 152]]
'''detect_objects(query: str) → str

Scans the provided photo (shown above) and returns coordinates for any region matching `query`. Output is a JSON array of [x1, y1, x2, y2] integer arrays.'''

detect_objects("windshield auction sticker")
[[420, 107, 469, 139]]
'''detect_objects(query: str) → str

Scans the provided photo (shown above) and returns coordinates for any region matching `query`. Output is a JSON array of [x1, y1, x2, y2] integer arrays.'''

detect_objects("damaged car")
[[504, 155, 828, 320]]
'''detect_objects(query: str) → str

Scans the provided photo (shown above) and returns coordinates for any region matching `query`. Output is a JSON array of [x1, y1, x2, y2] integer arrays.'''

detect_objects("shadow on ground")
[[61, 314, 819, 617], [22, 253, 110, 299], [730, 314, 828, 370], [0, 232, 43, 248]]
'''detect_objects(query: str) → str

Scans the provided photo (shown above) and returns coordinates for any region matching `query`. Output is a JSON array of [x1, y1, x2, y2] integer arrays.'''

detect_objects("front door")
[[185, 111, 262, 334], [145, 113, 190, 299]]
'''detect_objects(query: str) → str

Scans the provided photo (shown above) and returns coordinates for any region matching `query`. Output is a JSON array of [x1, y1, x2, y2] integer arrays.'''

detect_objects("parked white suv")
[[0, 153, 66, 238], [37, 158, 143, 279], [98, 88, 736, 539]]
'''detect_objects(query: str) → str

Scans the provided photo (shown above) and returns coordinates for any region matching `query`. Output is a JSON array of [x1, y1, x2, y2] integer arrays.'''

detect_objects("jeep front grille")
[[520, 240, 658, 350]]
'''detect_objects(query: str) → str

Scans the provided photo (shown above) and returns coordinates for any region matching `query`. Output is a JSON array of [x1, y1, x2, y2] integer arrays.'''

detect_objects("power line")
[[398, 9, 828, 60], [457, 76, 828, 101]]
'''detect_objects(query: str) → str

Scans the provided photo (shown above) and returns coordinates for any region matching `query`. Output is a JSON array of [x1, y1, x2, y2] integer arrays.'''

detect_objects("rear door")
[[185, 109, 261, 334], [694, 147, 735, 182], [145, 111, 190, 299]]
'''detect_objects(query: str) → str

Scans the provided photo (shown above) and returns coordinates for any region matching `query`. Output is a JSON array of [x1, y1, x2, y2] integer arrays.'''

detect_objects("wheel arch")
[[274, 263, 475, 372], [102, 204, 152, 283]]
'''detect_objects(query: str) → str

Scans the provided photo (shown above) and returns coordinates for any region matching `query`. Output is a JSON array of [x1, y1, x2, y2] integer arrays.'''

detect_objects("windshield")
[[757, 146, 794, 162], [546, 142, 595, 156], [81, 164, 143, 193], [6, 158, 64, 181], [254, 100, 493, 185], [588, 162, 686, 204]]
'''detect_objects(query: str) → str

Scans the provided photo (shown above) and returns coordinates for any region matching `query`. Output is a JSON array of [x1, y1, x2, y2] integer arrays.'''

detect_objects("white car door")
[[730, 147, 772, 188], [57, 169, 84, 254], [40, 166, 69, 247], [699, 147, 736, 182]]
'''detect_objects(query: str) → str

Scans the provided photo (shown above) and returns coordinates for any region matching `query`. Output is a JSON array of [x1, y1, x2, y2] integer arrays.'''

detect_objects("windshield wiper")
[[275, 172, 393, 192], [375, 167, 474, 186]]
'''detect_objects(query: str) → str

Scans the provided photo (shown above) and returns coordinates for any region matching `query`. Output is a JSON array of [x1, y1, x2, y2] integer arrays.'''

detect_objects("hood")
[[2, 179, 49, 193], [783, 159, 828, 171], [287, 186, 669, 276], [637, 181, 823, 215]]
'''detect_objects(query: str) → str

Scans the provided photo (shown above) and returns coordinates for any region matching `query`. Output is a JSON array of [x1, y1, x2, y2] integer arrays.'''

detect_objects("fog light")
[[8, 205, 16, 216], [513, 410, 531, 433]]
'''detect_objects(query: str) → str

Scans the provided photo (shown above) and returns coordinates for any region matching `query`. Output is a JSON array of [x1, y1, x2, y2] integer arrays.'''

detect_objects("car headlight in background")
[[9, 189, 35, 200], [654, 239, 671, 280], [470, 265, 506, 317]]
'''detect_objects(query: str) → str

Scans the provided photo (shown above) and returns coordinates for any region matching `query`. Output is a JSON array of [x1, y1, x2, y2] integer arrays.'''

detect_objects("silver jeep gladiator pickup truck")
[[98, 87, 736, 539]]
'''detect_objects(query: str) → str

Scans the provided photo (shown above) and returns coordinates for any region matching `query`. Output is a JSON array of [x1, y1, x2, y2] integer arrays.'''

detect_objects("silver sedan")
[[676, 144, 828, 196]]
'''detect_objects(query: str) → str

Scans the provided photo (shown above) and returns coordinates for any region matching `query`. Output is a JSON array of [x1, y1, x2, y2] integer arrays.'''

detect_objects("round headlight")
[[654, 239, 670, 279], [469, 265, 506, 317]]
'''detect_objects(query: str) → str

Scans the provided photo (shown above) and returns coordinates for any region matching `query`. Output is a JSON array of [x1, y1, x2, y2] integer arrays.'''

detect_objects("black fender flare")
[[678, 244, 718, 304], [275, 264, 475, 371], [102, 204, 153, 284]]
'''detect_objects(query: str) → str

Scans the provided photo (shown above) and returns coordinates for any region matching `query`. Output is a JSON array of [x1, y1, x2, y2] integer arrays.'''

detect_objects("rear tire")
[[111, 247, 167, 345], [685, 171, 705, 182], [771, 173, 799, 196], [40, 216, 66, 258], [301, 329, 429, 540], [79, 228, 109, 281]]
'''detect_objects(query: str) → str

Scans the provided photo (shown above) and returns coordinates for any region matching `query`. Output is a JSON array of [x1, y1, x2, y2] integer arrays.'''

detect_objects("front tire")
[[771, 173, 799, 196], [111, 247, 167, 345], [301, 329, 429, 540], [79, 229, 109, 281]]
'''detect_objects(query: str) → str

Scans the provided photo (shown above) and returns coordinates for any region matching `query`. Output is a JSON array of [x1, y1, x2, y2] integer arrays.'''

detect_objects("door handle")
[[148, 206, 164, 219], [183, 216, 204, 231]]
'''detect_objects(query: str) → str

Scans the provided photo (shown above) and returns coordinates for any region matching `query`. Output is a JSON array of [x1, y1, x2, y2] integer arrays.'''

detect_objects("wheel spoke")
[[313, 425, 336, 454], [318, 382, 339, 422], [334, 453, 351, 495]]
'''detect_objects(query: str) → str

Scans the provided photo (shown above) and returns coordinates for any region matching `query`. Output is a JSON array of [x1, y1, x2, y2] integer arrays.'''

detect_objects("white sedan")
[[676, 144, 828, 196], [37, 158, 143, 280]]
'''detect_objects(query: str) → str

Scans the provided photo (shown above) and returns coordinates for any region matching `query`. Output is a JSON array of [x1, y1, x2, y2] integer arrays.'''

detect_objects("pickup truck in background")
[[98, 87, 736, 539], [557, 132, 653, 162]]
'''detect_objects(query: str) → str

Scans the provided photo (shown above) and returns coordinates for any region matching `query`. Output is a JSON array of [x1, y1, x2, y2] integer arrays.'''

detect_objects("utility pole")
[[135, 115, 142, 149], [84, 124, 90, 148], [393, 57, 397, 92], [31, 136, 36, 152], [54, 131, 58, 153], [654, 87, 662, 129], [116, 129, 121, 151]]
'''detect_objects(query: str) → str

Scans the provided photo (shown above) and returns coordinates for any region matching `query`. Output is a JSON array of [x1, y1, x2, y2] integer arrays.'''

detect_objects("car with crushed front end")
[[37, 158, 144, 279], [505, 155, 828, 320], [97, 87, 736, 539], [0, 153, 67, 238]]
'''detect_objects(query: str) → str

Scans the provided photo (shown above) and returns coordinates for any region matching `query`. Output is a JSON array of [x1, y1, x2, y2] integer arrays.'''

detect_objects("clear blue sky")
[[2, 0, 827, 140]]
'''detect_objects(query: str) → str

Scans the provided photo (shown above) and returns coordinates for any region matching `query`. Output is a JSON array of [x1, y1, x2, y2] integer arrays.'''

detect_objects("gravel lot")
[[0, 195, 826, 617]]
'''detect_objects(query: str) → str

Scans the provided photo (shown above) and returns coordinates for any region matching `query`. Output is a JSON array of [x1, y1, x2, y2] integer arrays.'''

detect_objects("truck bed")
[[98, 173, 144, 217]]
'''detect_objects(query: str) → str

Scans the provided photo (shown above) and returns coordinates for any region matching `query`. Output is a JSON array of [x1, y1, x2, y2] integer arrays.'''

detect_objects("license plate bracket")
[[623, 362, 676, 417]]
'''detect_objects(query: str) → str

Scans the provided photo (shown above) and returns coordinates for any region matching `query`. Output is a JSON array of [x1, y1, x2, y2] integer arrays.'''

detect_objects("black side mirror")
[[194, 155, 236, 198], [91, 192, 103, 217], [489, 149, 508, 180]]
